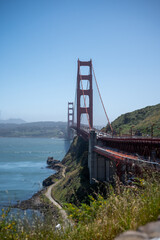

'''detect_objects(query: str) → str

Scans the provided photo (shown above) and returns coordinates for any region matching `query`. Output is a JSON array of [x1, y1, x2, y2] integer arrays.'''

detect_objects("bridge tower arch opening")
[[77, 59, 93, 129], [67, 102, 74, 139]]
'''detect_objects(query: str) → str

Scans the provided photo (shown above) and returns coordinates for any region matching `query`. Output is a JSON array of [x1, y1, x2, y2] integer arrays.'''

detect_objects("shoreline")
[[0, 137, 71, 214], [12, 157, 65, 217]]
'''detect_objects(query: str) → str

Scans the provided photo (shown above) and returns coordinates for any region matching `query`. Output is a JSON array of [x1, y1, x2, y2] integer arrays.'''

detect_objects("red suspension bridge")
[[68, 59, 160, 184]]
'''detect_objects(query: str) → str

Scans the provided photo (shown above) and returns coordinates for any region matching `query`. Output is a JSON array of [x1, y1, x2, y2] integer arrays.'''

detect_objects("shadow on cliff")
[[61, 136, 108, 205]]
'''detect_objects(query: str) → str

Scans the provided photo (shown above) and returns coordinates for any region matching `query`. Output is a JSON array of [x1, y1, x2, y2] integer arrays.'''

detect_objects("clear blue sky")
[[0, 0, 160, 125]]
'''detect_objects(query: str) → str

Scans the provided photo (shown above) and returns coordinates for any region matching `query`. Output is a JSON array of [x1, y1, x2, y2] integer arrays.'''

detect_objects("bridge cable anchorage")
[[78, 61, 92, 130], [92, 63, 113, 133]]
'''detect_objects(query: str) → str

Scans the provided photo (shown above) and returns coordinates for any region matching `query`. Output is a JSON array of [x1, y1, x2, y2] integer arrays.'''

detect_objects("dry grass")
[[1, 173, 160, 240]]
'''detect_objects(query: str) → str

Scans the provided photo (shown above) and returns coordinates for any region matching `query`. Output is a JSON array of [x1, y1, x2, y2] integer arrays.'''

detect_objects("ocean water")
[[0, 137, 71, 208]]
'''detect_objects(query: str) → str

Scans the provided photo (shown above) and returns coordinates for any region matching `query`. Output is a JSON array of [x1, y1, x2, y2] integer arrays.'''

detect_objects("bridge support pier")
[[88, 130, 97, 184], [109, 160, 116, 183], [88, 130, 116, 184], [96, 156, 116, 183]]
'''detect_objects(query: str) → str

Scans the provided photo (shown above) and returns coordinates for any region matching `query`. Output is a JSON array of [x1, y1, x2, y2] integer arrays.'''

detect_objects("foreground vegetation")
[[1, 173, 160, 240], [1, 127, 160, 240], [104, 103, 160, 137]]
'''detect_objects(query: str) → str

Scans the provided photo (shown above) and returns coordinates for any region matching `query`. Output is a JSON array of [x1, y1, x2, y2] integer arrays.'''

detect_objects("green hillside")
[[105, 104, 160, 137]]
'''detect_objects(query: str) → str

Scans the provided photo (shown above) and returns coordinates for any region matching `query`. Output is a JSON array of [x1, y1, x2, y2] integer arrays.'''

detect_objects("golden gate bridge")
[[67, 59, 160, 184]]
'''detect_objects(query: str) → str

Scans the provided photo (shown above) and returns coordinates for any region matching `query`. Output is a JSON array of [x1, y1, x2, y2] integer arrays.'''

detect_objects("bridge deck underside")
[[94, 146, 159, 167]]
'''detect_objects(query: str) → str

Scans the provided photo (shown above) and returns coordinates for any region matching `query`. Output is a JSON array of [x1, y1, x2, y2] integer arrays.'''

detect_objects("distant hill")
[[0, 121, 67, 138], [105, 104, 160, 137], [0, 118, 26, 124]]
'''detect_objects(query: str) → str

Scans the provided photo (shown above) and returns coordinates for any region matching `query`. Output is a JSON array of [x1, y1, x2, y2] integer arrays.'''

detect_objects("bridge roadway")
[[71, 125, 160, 163]]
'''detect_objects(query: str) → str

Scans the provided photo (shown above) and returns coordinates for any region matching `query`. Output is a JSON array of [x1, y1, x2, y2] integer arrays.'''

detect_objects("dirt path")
[[44, 166, 72, 227]]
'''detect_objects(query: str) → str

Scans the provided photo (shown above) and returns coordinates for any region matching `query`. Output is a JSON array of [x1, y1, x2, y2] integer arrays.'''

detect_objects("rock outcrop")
[[115, 216, 160, 240], [47, 157, 60, 167]]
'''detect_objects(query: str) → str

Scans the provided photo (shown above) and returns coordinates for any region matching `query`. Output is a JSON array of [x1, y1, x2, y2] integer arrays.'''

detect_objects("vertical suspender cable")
[[92, 63, 113, 133]]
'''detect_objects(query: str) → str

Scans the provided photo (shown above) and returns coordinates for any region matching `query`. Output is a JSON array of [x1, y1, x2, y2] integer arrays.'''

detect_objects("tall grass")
[[1, 173, 160, 240]]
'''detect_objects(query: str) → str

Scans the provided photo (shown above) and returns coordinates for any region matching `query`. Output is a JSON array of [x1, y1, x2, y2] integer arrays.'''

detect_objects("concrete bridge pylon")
[[88, 130, 116, 184], [88, 130, 97, 184]]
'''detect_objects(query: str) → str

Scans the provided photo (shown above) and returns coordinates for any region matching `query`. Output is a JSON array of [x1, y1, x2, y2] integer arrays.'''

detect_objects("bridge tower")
[[77, 59, 93, 129], [67, 102, 74, 139]]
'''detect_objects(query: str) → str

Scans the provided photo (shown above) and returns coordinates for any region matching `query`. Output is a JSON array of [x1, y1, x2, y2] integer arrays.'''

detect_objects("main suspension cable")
[[92, 63, 113, 133]]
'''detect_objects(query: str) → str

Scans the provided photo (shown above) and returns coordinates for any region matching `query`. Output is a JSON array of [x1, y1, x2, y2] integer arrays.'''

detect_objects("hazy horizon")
[[0, 117, 67, 123], [1, 102, 160, 126]]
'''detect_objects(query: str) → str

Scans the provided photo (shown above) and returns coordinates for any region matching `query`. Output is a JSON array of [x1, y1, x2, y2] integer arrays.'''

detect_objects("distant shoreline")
[[0, 136, 66, 139], [0, 121, 67, 138]]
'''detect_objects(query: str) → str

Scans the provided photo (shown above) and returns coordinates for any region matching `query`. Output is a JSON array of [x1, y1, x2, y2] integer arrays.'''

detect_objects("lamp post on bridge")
[[130, 125, 134, 138], [151, 124, 155, 138]]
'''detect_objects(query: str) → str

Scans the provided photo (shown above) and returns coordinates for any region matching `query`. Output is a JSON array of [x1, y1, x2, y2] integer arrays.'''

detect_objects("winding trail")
[[44, 166, 72, 227]]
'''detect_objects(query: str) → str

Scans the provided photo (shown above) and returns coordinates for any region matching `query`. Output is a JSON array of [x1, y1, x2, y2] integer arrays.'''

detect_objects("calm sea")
[[0, 137, 70, 208]]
